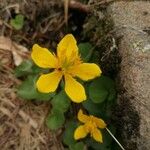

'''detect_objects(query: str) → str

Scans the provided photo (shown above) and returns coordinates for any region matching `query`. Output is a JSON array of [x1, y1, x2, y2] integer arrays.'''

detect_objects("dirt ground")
[[0, 1, 72, 149]]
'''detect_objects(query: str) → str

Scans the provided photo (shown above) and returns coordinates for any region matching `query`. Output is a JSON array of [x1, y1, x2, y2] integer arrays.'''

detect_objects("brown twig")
[[63, 0, 90, 13], [64, 0, 69, 25], [91, 0, 115, 6], [0, 10, 10, 36], [55, 15, 71, 31], [2, 3, 20, 13], [63, 0, 90, 26], [66, 0, 114, 13], [69, 0, 90, 13]]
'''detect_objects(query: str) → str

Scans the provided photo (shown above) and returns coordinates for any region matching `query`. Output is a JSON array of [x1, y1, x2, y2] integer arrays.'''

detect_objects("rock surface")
[[107, 1, 150, 150]]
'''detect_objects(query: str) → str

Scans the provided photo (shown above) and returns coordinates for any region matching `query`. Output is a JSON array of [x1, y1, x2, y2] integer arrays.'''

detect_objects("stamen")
[[58, 68, 62, 71]]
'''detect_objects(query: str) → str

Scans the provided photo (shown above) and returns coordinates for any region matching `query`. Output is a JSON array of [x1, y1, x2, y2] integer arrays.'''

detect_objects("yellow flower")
[[31, 34, 101, 103], [74, 109, 106, 142]]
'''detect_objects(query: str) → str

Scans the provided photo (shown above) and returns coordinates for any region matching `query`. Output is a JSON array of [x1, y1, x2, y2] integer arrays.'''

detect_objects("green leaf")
[[31, 63, 44, 74], [69, 142, 85, 150], [90, 51, 99, 64], [90, 86, 108, 103], [82, 98, 104, 116], [89, 81, 108, 104], [15, 60, 47, 77], [86, 139, 111, 150], [10, 14, 24, 30], [63, 121, 77, 146], [89, 76, 116, 103], [83, 98, 114, 120], [14, 60, 33, 77], [78, 43, 93, 62], [97, 76, 116, 102], [51, 91, 70, 113], [60, 80, 65, 89], [107, 88, 116, 102], [46, 109, 65, 130], [17, 75, 53, 101]]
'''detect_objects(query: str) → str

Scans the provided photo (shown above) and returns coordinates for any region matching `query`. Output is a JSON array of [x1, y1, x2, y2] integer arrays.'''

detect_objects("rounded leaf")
[[17, 75, 53, 101], [69, 142, 85, 150], [78, 43, 93, 62], [89, 83, 108, 103], [14, 60, 33, 77], [82, 99, 105, 117], [63, 121, 77, 146], [46, 109, 65, 130], [89, 76, 116, 103], [51, 90, 70, 113], [10, 14, 24, 30]]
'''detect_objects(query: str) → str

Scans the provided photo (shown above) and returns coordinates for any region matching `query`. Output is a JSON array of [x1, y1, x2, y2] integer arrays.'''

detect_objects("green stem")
[[106, 127, 125, 150]]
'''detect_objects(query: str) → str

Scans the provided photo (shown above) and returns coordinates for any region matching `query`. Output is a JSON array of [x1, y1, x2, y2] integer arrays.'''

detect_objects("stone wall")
[[107, 1, 150, 150]]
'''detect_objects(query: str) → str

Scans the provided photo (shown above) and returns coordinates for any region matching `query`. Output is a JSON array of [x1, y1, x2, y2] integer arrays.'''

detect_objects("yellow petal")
[[92, 128, 103, 143], [78, 109, 89, 123], [64, 75, 86, 103], [74, 125, 88, 140], [31, 44, 57, 68], [71, 63, 102, 81], [57, 34, 78, 61], [36, 71, 62, 93], [94, 117, 107, 129]]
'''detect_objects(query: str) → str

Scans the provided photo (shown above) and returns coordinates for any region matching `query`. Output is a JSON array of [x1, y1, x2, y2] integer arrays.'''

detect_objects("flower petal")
[[92, 128, 103, 143], [78, 109, 89, 123], [64, 75, 86, 103], [31, 44, 57, 68], [94, 117, 107, 129], [36, 71, 62, 93], [74, 125, 88, 140], [71, 63, 102, 81], [57, 34, 78, 61]]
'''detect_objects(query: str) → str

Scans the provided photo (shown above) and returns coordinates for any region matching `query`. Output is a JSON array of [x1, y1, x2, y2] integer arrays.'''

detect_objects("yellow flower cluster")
[[31, 34, 106, 143]]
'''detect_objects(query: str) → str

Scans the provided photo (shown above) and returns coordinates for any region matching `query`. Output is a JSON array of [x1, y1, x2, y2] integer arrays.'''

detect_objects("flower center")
[[56, 56, 81, 74], [85, 116, 97, 134]]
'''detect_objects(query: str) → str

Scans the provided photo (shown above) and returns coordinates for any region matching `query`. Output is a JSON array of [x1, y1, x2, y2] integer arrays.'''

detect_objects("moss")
[[82, 7, 121, 78]]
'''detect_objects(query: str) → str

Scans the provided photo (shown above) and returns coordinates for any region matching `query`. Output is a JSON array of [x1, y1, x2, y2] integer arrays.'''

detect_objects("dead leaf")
[[0, 36, 29, 66]]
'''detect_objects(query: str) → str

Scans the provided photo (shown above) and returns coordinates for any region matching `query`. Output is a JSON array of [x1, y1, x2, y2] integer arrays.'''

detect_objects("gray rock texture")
[[107, 1, 150, 150]]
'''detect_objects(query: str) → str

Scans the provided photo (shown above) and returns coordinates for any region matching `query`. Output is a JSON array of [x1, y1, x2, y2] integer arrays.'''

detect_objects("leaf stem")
[[106, 127, 125, 150]]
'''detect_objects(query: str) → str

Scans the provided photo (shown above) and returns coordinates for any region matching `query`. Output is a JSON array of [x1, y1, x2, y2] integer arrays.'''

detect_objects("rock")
[[107, 1, 150, 150]]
